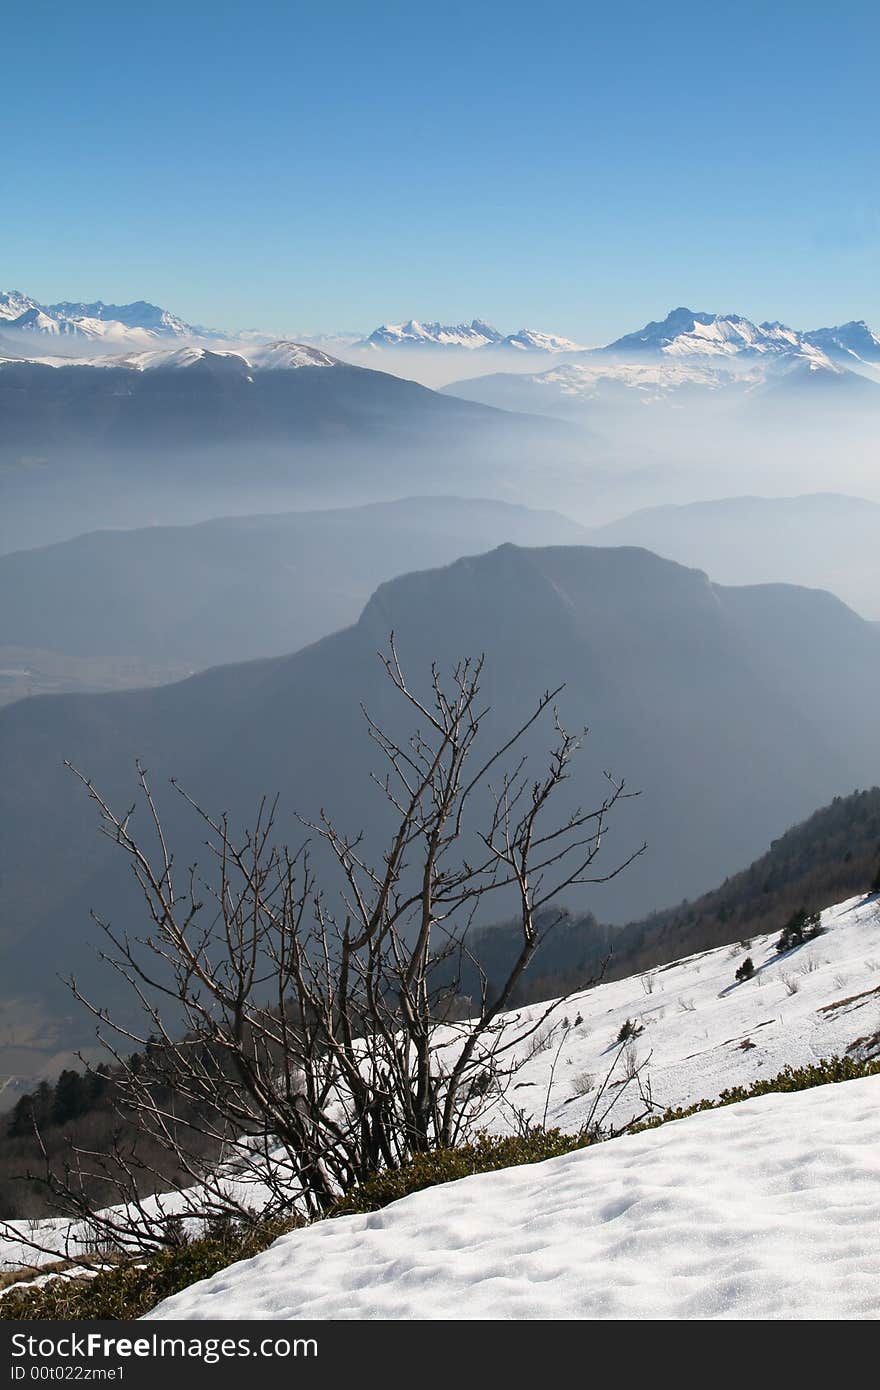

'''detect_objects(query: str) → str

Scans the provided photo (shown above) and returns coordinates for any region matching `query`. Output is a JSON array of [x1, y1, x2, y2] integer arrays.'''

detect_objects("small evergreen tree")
[[7, 1094, 34, 1139], [735, 956, 755, 982], [775, 908, 822, 954], [7, 1080, 53, 1138], [51, 1069, 87, 1126]]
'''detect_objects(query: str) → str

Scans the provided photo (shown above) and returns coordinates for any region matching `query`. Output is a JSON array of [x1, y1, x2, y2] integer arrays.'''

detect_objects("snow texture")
[[148, 1073, 880, 1320]]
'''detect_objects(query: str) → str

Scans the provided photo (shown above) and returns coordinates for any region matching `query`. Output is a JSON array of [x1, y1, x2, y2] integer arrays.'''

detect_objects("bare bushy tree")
[[3, 639, 642, 1259]]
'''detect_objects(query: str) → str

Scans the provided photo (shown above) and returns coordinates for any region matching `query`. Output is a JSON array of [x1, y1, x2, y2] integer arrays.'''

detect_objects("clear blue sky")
[[5, 0, 879, 340]]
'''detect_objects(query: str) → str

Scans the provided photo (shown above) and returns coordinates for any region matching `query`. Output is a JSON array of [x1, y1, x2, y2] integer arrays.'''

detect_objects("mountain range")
[[8, 291, 878, 375], [353, 308, 880, 375], [1, 541, 878, 1072], [4, 292, 880, 552], [0, 294, 589, 360], [5, 492, 880, 707], [442, 306, 880, 414], [358, 318, 587, 354], [0, 290, 210, 348], [601, 306, 880, 368]]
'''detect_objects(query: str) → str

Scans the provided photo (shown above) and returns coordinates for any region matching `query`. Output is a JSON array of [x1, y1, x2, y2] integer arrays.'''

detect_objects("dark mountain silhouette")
[[0, 497, 588, 672], [1, 543, 879, 1072], [0, 355, 500, 456]]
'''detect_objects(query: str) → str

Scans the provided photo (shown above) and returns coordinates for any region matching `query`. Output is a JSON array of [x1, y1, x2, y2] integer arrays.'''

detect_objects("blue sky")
[[5, 1, 879, 340]]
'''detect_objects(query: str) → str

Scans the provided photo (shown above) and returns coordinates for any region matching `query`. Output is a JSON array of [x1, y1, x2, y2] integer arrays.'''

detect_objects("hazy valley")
[[2, 285, 879, 1322]]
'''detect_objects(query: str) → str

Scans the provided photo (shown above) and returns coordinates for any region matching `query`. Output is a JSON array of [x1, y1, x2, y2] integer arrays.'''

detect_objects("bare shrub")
[[569, 1071, 595, 1098], [622, 1043, 640, 1082], [2, 640, 642, 1259], [525, 1024, 557, 1060]]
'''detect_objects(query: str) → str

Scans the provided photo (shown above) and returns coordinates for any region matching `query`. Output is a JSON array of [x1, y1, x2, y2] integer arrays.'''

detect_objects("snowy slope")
[[2, 893, 877, 1280], [147, 1072, 880, 1320], [246, 340, 339, 369], [101, 342, 339, 372], [491, 893, 880, 1136]]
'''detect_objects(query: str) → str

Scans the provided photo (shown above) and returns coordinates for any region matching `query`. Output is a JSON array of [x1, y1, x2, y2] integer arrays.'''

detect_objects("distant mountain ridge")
[[0, 289, 210, 348], [602, 307, 832, 366], [362, 319, 505, 349], [441, 305, 880, 414], [359, 318, 587, 354], [5, 290, 879, 373], [0, 496, 588, 676], [584, 494, 880, 620], [360, 305, 880, 374]]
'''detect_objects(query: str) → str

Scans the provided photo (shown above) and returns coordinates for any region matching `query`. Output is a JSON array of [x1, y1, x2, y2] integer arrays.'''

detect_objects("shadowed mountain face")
[[0, 357, 492, 455], [0, 359, 587, 552], [1, 542, 879, 1072], [0, 497, 588, 679], [585, 494, 880, 621]]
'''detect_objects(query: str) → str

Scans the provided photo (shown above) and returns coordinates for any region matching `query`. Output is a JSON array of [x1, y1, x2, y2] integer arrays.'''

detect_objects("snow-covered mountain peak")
[[804, 320, 880, 366], [0, 288, 211, 348], [46, 299, 195, 336], [0, 290, 38, 322], [603, 306, 836, 370], [359, 317, 588, 355], [501, 327, 588, 353], [362, 318, 505, 349]]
